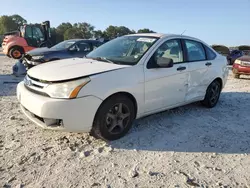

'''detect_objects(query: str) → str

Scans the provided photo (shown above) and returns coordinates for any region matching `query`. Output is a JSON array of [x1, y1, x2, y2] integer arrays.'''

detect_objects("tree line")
[[1, 14, 249, 51], [0, 14, 155, 43]]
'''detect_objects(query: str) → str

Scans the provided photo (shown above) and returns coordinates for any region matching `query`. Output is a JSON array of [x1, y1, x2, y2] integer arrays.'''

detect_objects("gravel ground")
[[0, 54, 250, 188]]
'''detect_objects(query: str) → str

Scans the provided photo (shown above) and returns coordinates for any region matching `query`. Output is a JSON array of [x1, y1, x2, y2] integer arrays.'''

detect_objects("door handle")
[[177, 66, 186, 71], [205, 62, 212, 66]]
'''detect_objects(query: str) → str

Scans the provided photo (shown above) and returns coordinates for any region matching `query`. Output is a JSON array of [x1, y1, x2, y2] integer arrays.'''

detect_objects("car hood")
[[238, 55, 250, 62], [27, 47, 64, 56], [27, 58, 130, 82]]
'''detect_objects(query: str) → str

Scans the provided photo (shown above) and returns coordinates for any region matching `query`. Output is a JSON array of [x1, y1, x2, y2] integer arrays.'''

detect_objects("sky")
[[1, 0, 250, 46]]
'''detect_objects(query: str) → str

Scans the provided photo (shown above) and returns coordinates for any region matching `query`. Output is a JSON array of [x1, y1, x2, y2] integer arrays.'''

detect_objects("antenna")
[[181, 30, 186, 35]]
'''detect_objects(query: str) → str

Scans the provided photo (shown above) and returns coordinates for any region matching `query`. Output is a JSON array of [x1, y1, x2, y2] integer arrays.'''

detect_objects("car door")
[[144, 39, 189, 113], [183, 39, 214, 101]]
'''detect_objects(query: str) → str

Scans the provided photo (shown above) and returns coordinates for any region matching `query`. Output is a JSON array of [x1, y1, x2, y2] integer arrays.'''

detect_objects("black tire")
[[91, 94, 135, 141], [9, 47, 24, 59], [202, 80, 222, 108], [233, 74, 240, 79]]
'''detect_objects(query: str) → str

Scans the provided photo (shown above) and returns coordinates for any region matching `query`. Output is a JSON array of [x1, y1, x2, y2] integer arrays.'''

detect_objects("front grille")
[[28, 75, 51, 84], [22, 105, 63, 127], [24, 85, 50, 97], [24, 75, 50, 97]]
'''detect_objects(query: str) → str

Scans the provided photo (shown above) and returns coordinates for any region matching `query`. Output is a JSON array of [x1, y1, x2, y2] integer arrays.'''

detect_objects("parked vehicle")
[[2, 21, 53, 59], [232, 55, 250, 78], [20, 39, 104, 70], [227, 50, 244, 65], [243, 50, 250, 56], [17, 33, 229, 140]]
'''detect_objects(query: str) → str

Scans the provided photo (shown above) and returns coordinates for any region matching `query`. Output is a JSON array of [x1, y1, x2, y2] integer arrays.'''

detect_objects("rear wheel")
[[91, 95, 135, 141], [202, 80, 222, 108], [9, 47, 24, 59]]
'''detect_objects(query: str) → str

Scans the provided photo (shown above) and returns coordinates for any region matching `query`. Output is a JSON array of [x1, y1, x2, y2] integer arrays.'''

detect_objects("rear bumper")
[[17, 82, 103, 132], [233, 64, 250, 75]]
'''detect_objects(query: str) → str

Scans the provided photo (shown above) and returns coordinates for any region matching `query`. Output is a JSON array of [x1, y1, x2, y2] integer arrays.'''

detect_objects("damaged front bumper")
[[17, 81, 103, 132], [12, 56, 42, 76]]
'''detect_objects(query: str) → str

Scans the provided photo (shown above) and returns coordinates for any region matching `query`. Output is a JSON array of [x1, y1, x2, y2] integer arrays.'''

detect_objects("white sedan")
[[17, 33, 229, 140]]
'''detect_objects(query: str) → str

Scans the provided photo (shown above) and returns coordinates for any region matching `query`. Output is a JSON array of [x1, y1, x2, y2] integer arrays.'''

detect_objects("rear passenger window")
[[204, 45, 216, 60], [184, 40, 206, 61]]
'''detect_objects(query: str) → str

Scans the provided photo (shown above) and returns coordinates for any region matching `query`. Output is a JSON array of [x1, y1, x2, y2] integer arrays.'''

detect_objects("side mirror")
[[156, 57, 174, 68]]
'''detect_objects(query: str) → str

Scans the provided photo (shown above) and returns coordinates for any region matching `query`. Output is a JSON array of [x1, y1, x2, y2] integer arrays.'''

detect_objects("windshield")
[[86, 36, 158, 65], [51, 41, 76, 50]]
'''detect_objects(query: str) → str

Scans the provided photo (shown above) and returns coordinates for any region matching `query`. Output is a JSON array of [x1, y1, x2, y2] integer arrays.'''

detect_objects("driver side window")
[[147, 39, 183, 69]]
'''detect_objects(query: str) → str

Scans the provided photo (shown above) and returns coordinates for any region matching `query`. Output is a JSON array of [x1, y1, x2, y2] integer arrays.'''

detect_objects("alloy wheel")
[[209, 82, 220, 105], [105, 103, 131, 134]]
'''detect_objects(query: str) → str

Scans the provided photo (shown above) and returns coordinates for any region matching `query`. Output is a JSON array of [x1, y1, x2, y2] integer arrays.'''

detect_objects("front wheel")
[[91, 95, 135, 141], [202, 80, 222, 108]]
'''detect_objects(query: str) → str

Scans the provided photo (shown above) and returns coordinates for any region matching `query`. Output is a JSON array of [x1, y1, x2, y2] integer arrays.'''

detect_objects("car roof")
[[64, 39, 102, 43], [126, 33, 204, 43]]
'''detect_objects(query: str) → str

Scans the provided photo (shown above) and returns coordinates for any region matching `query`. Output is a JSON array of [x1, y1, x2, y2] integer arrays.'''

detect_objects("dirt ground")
[[0, 54, 250, 188]]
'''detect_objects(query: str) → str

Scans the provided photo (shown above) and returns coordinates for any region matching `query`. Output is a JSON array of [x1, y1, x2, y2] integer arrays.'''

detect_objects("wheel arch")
[[8, 45, 24, 54], [96, 91, 138, 118], [213, 77, 223, 90]]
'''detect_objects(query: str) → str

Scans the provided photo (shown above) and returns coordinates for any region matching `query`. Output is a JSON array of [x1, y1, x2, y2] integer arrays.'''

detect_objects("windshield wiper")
[[88, 57, 115, 64]]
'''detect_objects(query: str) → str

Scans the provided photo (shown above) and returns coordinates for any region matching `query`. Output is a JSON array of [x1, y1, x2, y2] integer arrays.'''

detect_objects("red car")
[[232, 55, 250, 78]]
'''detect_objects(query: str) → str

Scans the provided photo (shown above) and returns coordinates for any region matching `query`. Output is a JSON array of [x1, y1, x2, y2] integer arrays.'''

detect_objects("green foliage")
[[0, 15, 26, 35], [56, 22, 73, 35], [137, 28, 155, 33], [0, 14, 162, 44], [50, 27, 59, 45], [211, 45, 230, 56], [0, 15, 17, 34], [104, 25, 134, 39], [63, 22, 95, 40], [238, 45, 250, 51], [64, 27, 82, 39], [0, 14, 158, 42], [10, 14, 27, 26]]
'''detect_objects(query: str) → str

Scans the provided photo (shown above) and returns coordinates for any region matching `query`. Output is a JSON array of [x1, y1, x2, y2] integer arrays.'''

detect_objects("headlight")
[[234, 59, 242, 65], [32, 56, 44, 60], [44, 77, 90, 99]]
